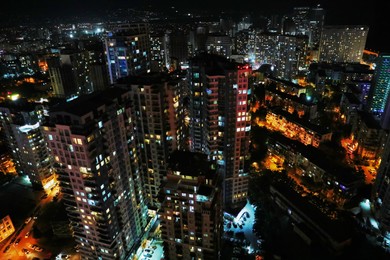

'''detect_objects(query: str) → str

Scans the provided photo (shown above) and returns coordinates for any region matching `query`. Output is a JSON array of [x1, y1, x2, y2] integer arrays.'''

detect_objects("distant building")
[[47, 56, 78, 99], [159, 151, 222, 260], [104, 24, 151, 83], [205, 33, 232, 58], [46, 46, 107, 98], [0, 214, 15, 242], [248, 31, 308, 80], [367, 54, 390, 129], [291, 5, 326, 49], [150, 33, 170, 72], [319, 25, 369, 63], [169, 30, 190, 69]]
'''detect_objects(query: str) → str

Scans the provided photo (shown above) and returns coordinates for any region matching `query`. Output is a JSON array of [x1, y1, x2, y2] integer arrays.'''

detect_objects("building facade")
[[0, 214, 15, 242], [42, 88, 147, 259], [159, 151, 222, 260], [0, 100, 56, 190], [187, 53, 251, 207], [104, 24, 151, 83], [115, 73, 184, 208], [319, 25, 369, 63]]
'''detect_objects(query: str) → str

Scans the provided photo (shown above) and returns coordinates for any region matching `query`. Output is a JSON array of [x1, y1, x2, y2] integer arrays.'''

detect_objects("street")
[[0, 177, 60, 260]]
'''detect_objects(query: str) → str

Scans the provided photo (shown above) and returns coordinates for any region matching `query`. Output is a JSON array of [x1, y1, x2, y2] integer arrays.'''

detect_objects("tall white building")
[[319, 25, 369, 63]]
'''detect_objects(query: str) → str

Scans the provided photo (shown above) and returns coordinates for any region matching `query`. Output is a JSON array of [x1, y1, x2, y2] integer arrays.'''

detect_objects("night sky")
[[1, 0, 388, 52]]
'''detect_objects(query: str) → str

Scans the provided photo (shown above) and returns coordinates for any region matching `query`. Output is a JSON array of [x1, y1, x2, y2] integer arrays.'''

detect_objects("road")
[[0, 181, 60, 260]]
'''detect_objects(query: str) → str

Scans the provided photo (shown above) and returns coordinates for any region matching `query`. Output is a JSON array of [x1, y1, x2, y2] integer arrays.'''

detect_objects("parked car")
[[35, 246, 43, 252], [25, 217, 32, 224], [14, 237, 21, 245], [3, 245, 10, 253]]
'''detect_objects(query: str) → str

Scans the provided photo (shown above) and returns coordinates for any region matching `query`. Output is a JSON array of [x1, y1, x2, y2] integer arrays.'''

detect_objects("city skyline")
[[0, 1, 387, 52], [1, 1, 390, 259]]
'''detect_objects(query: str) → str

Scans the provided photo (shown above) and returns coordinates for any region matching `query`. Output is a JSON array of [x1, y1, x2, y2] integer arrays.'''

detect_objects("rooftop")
[[168, 150, 213, 178], [358, 111, 381, 129], [270, 108, 331, 135], [271, 182, 353, 243], [268, 132, 361, 185], [50, 87, 128, 117]]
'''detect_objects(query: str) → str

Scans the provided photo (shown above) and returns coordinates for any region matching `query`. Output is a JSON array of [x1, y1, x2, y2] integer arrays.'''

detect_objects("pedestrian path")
[[224, 200, 261, 253]]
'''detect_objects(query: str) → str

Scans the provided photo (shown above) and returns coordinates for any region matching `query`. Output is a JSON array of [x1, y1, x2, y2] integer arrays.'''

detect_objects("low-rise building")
[[265, 108, 332, 147], [0, 214, 15, 242]]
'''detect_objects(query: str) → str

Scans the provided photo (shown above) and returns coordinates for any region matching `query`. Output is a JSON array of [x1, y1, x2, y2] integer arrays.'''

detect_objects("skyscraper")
[[187, 53, 252, 208], [115, 73, 185, 208], [367, 54, 390, 127], [205, 33, 232, 58], [104, 23, 151, 84], [0, 99, 56, 190], [247, 31, 308, 79], [291, 5, 325, 49], [47, 56, 78, 99], [42, 88, 147, 259], [319, 25, 369, 63], [159, 150, 222, 260], [150, 32, 170, 72]]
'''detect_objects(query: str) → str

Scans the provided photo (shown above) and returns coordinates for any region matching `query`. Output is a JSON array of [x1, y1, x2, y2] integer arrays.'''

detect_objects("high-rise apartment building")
[[47, 56, 78, 99], [150, 33, 170, 72], [205, 33, 232, 58], [248, 31, 307, 80], [159, 150, 222, 260], [42, 88, 147, 259], [169, 30, 190, 70], [319, 25, 369, 63], [0, 99, 56, 190], [115, 73, 185, 208], [81, 40, 109, 93], [187, 53, 251, 207], [104, 23, 151, 83], [367, 54, 390, 127], [291, 5, 325, 49]]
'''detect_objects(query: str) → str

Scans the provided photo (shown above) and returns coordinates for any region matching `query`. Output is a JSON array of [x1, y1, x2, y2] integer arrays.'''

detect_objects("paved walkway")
[[224, 200, 260, 253]]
